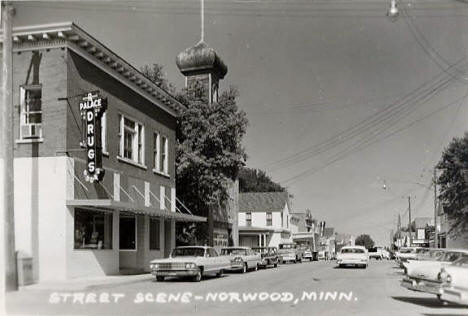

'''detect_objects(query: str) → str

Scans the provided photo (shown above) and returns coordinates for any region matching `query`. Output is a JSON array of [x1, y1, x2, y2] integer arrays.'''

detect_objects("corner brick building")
[[2, 22, 204, 282]]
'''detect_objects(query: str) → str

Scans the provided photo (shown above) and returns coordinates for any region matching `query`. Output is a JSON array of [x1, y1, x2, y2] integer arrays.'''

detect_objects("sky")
[[11, 0, 468, 246]]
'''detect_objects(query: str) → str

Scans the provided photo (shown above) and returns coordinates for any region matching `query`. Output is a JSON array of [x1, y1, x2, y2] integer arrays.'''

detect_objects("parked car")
[[336, 246, 369, 268], [221, 246, 262, 273], [150, 246, 231, 282], [395, 247, 421, 267], [252, 247, 279, 268], [368, 247, 383, 260], [318, 250, 327, 261], [302, 247, 313, 261], [400, 249, 468, 298], [278, 242, 303, 264], [440, 256, 468, 305]]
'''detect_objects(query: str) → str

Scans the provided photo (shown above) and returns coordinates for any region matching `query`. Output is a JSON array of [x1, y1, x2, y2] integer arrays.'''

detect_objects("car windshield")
[[252, 248, 267, 254], [452, 256, 468, 266], [421, 250, 445, 260], [440, 251, 466, 262], [221, 248, 248, 256], [341, 248, 365, 254], [279, 244, 295, 249], [171, 248, 205, 257]]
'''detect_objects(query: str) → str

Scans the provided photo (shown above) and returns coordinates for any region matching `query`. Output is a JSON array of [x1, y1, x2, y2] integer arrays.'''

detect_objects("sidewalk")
[[19, 273, 153, 292]]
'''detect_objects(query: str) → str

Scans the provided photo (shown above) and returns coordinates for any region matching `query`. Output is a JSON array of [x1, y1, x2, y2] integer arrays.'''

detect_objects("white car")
[[440, 256, 468, 305], [149, 246, 231, 282], [401, 249, 468, 298], [221, 247, 262, 273], [336, 246, 369, 268]]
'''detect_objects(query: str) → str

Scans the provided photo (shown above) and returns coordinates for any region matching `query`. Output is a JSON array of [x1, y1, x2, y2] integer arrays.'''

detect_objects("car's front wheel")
[[216, 269, 223, 277], [156, 276, 165, 282], [242, 263, 247, 273]]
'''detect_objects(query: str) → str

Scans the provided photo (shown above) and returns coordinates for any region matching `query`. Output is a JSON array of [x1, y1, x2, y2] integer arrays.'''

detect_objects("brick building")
[[3, 22, 205, 282]]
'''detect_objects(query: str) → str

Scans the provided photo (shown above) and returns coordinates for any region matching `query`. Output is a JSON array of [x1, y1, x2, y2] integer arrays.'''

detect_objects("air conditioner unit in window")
[[21, 124, 42, 139]]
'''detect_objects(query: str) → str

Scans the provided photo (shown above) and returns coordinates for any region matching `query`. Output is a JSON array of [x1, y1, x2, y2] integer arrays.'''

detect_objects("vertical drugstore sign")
[[80, 92, 107, 183]]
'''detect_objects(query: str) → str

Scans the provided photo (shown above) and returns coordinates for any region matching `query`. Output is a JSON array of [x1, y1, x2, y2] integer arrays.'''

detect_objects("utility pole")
[[408, 196, 412, 246], [1, 0, 18, 298], [433, 168, 438, 248]]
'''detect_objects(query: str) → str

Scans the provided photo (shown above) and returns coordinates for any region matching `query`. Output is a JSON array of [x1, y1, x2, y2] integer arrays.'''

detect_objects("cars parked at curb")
[[221, 246, 262, 273], [302, 247, 314, 261], [278, 242, 304, 264], [400, 249, 468, 299], [252, 247, 279, 268], [149, 246, 231, 282], [336, 246, 369, 268], [368, 247, 383, 260], [440, 256, 468, 305]]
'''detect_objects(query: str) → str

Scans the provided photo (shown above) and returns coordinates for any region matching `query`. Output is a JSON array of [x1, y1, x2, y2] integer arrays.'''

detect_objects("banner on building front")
[[80, 92, 107, 183]]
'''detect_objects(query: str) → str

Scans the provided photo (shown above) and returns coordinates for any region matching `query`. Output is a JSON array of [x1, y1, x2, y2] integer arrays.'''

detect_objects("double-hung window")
[[266, 212, 272, 226], [153, 132, 169, 175], [20, 85, 43, 140], [246, 212, 252, 227], [119, 114, 144, 165]]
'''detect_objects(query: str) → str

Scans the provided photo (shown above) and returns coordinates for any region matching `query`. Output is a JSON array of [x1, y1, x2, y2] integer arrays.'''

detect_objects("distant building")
[[319, 227, 336, 259], [335, 233, 355, 252], [291, 209, 319, 252], [412, 217, 433, 247], [238, 192, 293, 248]]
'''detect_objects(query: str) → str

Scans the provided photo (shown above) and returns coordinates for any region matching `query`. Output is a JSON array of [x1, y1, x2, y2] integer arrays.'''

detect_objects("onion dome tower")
[[176, 0, 227, 104]]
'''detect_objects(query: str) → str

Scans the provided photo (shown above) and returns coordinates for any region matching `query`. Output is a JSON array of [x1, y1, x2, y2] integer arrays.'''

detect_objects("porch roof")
[[66, 199, 206, 222], [238, 226, 277, 234]]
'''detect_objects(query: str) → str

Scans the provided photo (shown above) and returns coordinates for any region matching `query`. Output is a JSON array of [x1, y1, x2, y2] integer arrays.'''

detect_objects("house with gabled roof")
[[238, 192, 296, 248]]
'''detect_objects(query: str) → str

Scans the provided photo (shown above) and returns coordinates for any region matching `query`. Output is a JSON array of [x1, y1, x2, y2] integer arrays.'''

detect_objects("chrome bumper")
[[401, 277, 442, 295]]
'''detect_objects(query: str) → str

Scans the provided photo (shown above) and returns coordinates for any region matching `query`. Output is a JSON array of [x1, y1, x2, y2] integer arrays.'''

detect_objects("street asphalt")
[[6, 260, 468, 316]]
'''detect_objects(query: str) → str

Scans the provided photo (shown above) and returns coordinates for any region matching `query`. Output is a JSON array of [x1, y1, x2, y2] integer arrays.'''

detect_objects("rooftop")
[[239, 192, 290, 213]]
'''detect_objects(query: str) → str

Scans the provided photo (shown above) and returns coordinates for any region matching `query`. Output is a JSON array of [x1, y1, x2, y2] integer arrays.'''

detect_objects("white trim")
[[152, 169, 170, 179], [160, 186, 166, 211], [15, 138, 44, 144], [117, 156, 147, 170], [118, 113, 145, 166]]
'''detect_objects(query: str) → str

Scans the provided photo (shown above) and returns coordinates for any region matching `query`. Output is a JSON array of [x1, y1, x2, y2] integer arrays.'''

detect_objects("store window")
[[74, 209, 113, 249], [119, 115, 144, 165], [119, 215, 136, 250], [149, 218, 160, 250], [19, 85, 43, 140], [153, 132, 160, 171]]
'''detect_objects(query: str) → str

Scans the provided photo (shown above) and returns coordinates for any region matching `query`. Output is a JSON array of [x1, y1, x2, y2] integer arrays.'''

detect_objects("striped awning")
[[66, 199, 206, 222]]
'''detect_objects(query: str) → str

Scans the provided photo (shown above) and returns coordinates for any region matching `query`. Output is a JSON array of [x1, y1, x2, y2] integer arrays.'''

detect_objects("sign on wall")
[[80, 92, 107, 183]]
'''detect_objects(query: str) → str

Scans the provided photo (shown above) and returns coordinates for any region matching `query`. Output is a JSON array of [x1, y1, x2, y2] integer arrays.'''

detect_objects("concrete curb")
[[19, 274, 153, 292]]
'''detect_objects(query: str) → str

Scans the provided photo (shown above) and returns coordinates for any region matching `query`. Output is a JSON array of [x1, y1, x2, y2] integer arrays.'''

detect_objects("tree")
[[239, 167, 285, 193], [141, 63, 248, 245], [436, 132, 468, 238], [176, 85, 248, 243], [140, 63, 175, 94], [355, 234, 375, 249]]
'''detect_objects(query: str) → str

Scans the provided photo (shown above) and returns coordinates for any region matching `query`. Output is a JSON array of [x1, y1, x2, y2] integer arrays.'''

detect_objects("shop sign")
[[80, 92, 107, 183]]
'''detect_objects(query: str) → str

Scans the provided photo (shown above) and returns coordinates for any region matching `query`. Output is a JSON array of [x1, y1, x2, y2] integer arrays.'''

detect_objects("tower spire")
[[200, 0, 204, 42]]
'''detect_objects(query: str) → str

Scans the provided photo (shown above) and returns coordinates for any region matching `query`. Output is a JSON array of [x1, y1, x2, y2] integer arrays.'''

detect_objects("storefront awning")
[[66, 199, 206, 222]]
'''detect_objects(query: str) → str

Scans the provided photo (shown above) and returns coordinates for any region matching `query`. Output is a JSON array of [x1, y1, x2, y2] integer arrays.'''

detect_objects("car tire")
[[242, 263, 247, 273], [274, 262, 278, 268], [156, 276, 165, 282], [193, 269, 202, 282], [254, 264, 258, 272], [216, 269, 223, 277]]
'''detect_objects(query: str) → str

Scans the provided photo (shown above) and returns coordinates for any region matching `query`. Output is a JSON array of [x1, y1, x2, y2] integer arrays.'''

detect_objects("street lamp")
[[387, 0, 399, 21]]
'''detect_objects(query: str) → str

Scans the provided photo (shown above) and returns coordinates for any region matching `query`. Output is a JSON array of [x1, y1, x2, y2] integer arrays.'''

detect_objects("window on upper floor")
[[266, 212, 272, 226], [19, 85, 43, 140], [119, 114, 145, 166], [153, 132, 169, 175], [246, 212, 252, 227]]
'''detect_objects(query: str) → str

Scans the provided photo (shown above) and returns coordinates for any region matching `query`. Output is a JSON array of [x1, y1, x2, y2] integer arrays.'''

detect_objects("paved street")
[[6, 260, 468, 316]]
